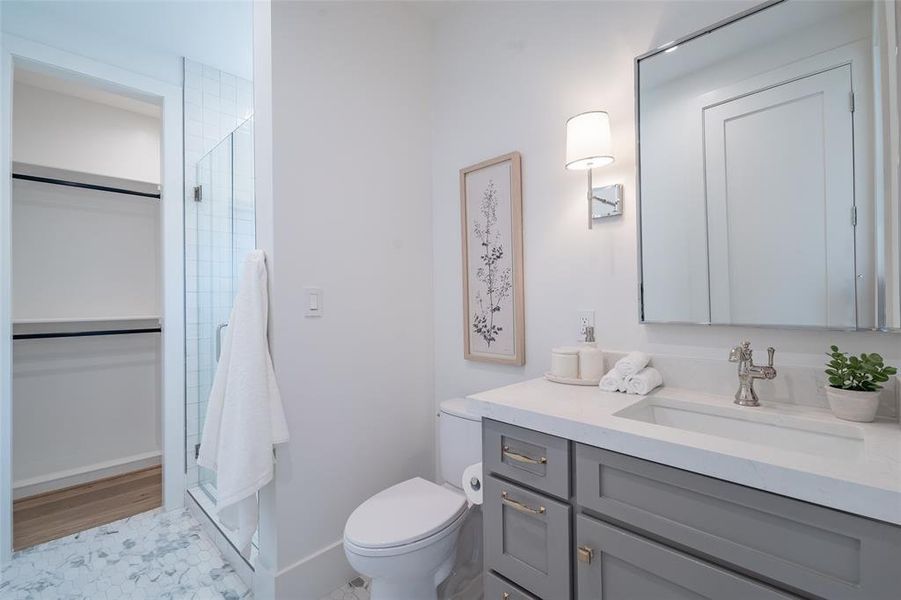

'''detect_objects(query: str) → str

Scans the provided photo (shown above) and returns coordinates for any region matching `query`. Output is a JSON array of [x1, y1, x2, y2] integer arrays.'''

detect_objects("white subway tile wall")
[[183, 58, 254, 490]]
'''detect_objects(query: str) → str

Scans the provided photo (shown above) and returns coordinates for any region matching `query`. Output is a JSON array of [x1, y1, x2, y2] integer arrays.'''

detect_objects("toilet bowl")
[[344, 478, 469, 600], [343, 399, 482, 600]]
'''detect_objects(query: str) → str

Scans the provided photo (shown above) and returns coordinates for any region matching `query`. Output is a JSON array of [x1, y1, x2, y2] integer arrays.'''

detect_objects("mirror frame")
[[633, 0, 900, 333]]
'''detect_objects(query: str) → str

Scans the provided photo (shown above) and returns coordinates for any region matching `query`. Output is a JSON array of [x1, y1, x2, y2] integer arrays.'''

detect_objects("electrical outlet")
[[578, 310, 595, 340]]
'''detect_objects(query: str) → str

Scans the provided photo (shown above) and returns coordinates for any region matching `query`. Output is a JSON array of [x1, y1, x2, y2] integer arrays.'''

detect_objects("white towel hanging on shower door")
[[197, 249, 289, 553]]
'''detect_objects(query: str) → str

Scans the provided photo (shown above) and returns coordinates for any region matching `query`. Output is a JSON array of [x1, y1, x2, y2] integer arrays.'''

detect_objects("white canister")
[[578, 344, 605, 381], [551, 346, 581, 379]]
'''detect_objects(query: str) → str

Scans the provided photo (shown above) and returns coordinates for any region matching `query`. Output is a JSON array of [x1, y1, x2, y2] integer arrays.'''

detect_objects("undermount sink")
[[614, 396, 865, 460]]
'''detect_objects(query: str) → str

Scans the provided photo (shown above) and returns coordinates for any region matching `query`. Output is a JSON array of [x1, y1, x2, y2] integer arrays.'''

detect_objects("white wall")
[[13, 82, 160, 184], [430, 1, 901, 406], [267, 2, 434, 596], [12, 179, 160, 320], [12, 334, 161, 495]]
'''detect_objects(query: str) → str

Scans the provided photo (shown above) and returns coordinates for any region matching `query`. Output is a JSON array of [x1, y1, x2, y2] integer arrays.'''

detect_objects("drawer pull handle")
[[502, 445, 547, 465], [577, 545, 594, 564], [501, 491, 546, 515]]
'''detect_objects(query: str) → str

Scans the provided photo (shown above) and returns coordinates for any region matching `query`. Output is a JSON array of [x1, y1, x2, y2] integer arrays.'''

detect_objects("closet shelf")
[[13, 316, 160, 325], [12, 316, 162, 341], [11, 161, 161, 199]]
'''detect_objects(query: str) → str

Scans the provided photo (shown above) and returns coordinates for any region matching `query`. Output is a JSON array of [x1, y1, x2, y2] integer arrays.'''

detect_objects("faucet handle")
[[767, 347, 775, 368], [729, 345, 742, 362]]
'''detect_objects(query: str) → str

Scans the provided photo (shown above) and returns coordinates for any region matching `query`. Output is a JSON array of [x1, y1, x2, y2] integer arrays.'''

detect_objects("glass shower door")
[[187, 118, 255, 505], [195, 136, 231, 499]]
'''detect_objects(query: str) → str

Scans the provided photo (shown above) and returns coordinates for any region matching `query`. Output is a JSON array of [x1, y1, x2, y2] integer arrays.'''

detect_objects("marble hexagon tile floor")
[[318, 578, 370, 600], [0, 508, 250, 600]]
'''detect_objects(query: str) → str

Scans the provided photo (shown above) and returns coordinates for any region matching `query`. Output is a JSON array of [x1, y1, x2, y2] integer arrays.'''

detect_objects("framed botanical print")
[[460, 152, 524, 365]]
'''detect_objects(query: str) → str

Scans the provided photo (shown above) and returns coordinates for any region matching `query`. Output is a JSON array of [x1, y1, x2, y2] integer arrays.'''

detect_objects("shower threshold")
[[187, 484, 259, 569]]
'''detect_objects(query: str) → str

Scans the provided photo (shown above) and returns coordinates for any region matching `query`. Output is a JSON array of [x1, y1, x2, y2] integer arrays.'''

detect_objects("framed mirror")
[[636, 0, 900, 331]]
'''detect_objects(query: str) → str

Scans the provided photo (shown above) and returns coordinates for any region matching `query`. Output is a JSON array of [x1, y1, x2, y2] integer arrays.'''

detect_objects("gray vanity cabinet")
[[575, 516, 794, 599], [482, 418, 901, 600]]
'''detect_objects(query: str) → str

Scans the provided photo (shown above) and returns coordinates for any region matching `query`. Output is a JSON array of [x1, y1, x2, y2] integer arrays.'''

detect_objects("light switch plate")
[[305, 287, 323, 317]]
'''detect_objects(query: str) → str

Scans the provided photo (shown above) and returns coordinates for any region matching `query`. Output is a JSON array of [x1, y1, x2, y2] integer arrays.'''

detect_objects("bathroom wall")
[[430, 1, 901, 408], [266, 2, 434, 596], [10, 83, 162, 497]]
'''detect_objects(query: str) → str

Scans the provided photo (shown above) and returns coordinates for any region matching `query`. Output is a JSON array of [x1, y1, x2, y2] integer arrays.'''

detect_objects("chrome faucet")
[[728, 341, 776, 407]]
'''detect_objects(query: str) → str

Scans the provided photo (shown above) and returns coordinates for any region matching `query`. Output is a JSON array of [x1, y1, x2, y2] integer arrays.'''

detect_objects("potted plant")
[[825, 345, 897, 422]]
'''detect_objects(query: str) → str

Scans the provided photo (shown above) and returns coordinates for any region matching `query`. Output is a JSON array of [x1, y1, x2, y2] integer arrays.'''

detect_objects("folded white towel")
[[599, 371, 625, 393], [625, 367, 663, 395], [613, 351, 651, 379], [197, 250, 289, 554]]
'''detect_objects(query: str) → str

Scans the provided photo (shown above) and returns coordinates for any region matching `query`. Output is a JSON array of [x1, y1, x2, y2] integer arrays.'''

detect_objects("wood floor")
[[13, 465, 162, 551]]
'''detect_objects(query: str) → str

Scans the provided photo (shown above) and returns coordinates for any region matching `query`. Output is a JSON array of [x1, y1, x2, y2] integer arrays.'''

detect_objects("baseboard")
[[13, 451, 161, 500], [274, 539, 355, 600]]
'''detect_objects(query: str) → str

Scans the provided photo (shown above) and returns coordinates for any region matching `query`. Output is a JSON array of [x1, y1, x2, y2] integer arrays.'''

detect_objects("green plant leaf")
[[825, 344, 897, 391]]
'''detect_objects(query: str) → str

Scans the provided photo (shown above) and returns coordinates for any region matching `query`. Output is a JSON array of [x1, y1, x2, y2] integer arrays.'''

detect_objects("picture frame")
[[460, 152, 524, 365]]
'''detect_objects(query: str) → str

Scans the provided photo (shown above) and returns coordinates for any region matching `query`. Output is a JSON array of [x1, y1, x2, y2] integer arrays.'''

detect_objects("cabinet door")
[[484, 571, 540, 600], [576, 516, 796, 600], [484, 474, 571, 599]]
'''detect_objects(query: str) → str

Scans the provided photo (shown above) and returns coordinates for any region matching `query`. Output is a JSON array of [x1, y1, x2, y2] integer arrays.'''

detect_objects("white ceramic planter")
[[826, 387, 880, 422]]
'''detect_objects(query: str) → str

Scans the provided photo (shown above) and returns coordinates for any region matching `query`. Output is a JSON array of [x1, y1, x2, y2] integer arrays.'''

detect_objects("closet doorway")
[[9, 66, 163, 550]]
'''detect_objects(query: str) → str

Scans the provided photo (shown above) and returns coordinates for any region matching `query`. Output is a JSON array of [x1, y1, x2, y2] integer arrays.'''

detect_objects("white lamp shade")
[[565, 111, 614, 170]]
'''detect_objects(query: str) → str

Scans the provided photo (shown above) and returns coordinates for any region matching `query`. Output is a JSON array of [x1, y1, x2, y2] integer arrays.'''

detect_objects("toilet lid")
[[344, 477, 467, 549]]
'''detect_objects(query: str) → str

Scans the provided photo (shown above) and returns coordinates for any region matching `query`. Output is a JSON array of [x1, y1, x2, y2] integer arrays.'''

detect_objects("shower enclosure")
[[184, 117, 256, 556]]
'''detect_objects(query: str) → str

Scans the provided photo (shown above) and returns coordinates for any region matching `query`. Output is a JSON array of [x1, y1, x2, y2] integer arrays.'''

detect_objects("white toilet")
[[343, 398, 482, 600]]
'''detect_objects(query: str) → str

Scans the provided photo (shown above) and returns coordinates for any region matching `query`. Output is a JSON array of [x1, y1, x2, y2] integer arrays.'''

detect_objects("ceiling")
[[1, 0, 254, 80]]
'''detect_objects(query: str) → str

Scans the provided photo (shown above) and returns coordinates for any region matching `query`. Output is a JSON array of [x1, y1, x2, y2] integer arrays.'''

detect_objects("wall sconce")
[[565, 111, 622, 228]]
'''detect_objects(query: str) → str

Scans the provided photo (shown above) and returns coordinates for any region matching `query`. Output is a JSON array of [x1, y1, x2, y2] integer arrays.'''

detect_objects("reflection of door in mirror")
[[704, 65, 855, 328], [637, 0, 900, 331]]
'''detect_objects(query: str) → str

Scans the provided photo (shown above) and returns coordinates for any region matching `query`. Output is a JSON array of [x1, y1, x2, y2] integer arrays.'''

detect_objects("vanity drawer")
[[575, 515, 795, 600], [483, 419, 569, 500], [484, 474, 571, 600], [484, 571, 541, 600], [575, 444, 901, 599]]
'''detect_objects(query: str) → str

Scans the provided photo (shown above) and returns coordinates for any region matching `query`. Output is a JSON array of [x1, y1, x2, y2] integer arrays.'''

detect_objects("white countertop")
[[467, 378, 901, 525]]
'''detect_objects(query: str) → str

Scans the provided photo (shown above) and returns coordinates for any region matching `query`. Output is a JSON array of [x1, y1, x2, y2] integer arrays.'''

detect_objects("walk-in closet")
[[10, 66, 163, 550]]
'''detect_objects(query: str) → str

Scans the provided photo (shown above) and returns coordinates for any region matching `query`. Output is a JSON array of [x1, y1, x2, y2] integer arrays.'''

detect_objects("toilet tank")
[[438, 398, 482, 491]]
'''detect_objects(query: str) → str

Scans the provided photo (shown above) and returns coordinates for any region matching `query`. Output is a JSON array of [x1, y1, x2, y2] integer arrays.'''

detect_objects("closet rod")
[[13, 327, 161, 340], [12, 173, 161, 199]]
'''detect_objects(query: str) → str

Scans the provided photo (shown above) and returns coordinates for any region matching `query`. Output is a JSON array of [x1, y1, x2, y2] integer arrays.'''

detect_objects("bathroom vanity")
[[472, 379, 901, 600]]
